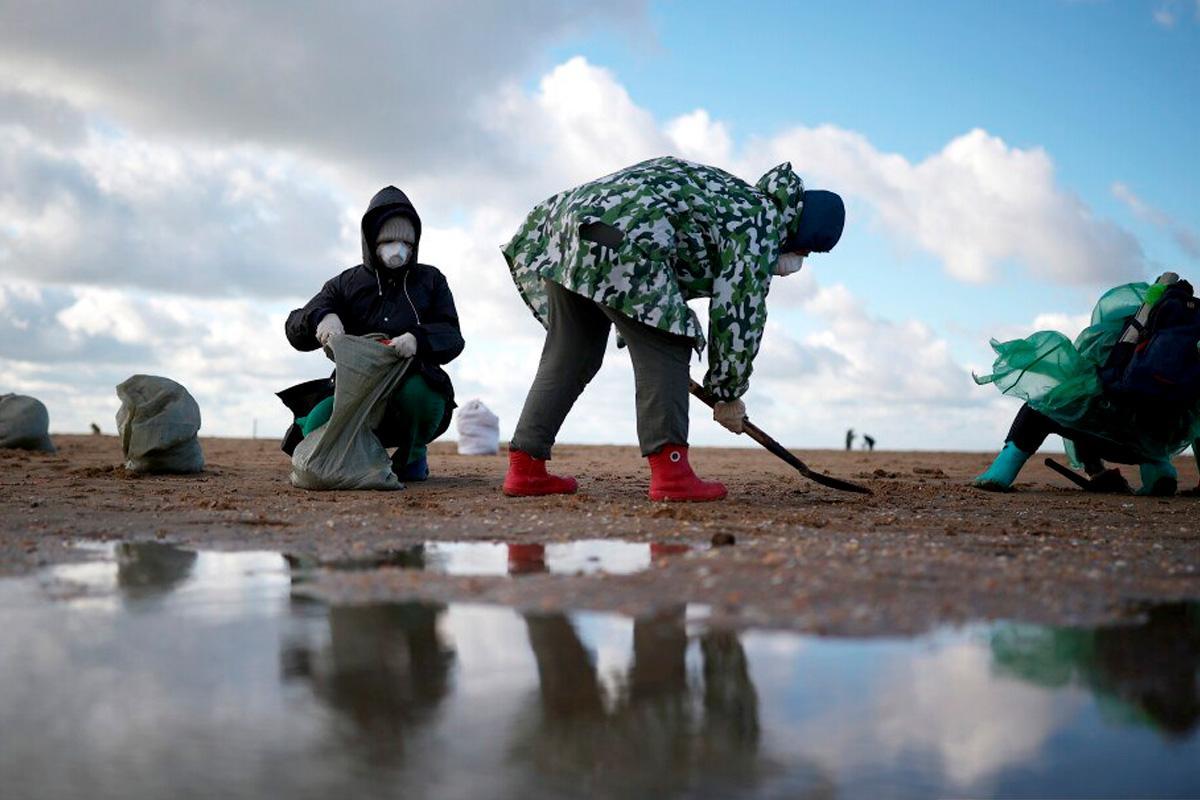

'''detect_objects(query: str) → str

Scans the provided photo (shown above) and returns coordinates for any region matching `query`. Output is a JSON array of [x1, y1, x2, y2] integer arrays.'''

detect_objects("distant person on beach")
[[845, 429, 855, 451], [974, 274, 1200, 496], [501, 157, 844, 501], [280, 186, 464, 482], [863, 434, 875, 452]]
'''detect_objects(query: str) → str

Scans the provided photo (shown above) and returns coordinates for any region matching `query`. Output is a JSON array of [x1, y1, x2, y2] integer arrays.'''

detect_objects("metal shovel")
[[689, 380, 873, 495]]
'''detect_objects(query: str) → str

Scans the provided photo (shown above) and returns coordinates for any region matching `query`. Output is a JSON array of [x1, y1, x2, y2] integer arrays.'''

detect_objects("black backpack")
[[1101, 280, 1200, 407]]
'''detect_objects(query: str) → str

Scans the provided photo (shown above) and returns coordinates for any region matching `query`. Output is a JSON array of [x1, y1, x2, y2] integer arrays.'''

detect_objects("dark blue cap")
[[783, 190, 845, 254]]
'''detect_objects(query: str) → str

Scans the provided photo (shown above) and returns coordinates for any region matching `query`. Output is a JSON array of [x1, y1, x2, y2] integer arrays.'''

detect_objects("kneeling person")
[[282, 186, 464, 480], [975, 274, 1200, 496]]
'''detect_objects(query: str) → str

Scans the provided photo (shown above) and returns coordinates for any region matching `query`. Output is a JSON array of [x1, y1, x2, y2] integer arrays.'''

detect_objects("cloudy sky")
[[1, 0, 1197, 451]]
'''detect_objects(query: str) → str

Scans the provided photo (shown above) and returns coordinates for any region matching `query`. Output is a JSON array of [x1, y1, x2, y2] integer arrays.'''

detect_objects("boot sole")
[[503, 486, 578, 497], [648, 492, 727, 502]]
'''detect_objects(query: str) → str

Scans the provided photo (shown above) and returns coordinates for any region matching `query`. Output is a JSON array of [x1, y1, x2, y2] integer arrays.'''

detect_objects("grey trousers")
[[511, 280, 693, 459]]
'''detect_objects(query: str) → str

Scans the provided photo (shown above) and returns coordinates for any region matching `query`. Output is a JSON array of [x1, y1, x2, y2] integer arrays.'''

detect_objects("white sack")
[[456, 399, 500, 455]]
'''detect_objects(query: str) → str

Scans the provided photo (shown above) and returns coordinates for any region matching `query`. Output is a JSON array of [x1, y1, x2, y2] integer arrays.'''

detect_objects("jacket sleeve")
[[413, 270, 465, 365], [701, 250, 770, 401], [285, 275, 344, 352]]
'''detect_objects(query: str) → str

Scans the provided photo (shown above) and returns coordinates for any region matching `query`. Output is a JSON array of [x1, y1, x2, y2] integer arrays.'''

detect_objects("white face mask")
[[773, 252, 805, 277], [376, 241, 412, 269]]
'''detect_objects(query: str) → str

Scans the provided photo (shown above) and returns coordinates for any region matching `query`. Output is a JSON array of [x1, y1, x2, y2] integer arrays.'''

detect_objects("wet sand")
[[2, 434, 1197, 634]]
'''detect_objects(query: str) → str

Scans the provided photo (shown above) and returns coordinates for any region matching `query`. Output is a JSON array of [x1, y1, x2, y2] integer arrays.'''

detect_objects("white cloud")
[[741, 126, 1143, 285], [1112, 181, 1200, 260], [1150, 0, 1200, 26], [477, 57, 672, 208], [988, 310, 1093, 347], [0, 1, 650, 179], [664, 109, 734, 165], [0, 120, 355, 298], [740, 280, 1003, 450], [57, 289, 152, 344], [1029, 311, 1092, 336]]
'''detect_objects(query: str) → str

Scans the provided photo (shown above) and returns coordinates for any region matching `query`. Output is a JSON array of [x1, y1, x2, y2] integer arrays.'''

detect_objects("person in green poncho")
[[500, 156, 845, 501], [974, 274, 1200, 495]]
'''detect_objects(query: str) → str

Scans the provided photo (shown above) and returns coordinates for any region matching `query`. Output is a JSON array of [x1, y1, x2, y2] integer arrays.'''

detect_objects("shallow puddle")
[[2, 541, 1198, 799], [314, 538, 693, 576]]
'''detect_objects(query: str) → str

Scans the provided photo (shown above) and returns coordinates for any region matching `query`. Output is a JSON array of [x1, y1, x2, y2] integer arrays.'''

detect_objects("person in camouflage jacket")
[[501, 156, 845, 501]]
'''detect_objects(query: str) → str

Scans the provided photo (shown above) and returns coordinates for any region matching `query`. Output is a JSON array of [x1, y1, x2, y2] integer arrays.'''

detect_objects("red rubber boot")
[[647, 444, 727, 502], [503, 449, 578, 497]]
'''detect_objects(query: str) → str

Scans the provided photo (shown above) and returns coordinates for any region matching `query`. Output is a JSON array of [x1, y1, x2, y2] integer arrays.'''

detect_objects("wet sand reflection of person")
[[282, 602, 455, 764], [114, 542, 198, 604], [992, 603, 1200, 737], [515, 606, 769, 796]]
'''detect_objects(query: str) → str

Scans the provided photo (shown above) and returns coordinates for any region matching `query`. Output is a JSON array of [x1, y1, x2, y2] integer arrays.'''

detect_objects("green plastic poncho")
[[975, 282, 1200, 463]]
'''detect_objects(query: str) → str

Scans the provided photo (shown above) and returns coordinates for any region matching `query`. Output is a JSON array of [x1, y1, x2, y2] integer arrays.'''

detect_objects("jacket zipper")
[[404, 271, 421, 325]]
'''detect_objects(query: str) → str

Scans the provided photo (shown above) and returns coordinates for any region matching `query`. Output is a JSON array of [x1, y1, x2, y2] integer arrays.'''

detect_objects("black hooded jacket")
[[281, 187, 464, 450], [286, 186, 464, 395]]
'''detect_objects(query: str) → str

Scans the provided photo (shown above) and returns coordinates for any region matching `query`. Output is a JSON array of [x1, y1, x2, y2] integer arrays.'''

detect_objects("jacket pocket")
[[579, 220, 625, 249]]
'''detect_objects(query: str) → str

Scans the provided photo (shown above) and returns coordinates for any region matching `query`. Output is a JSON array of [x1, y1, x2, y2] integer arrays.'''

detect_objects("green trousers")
[[298, 373, 446, 467]]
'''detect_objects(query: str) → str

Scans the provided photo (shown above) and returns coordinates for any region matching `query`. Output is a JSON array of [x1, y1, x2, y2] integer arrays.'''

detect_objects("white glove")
[[315, 313, 344, 346], [390, 332, 418, 358], [713, 399, 747, 434]]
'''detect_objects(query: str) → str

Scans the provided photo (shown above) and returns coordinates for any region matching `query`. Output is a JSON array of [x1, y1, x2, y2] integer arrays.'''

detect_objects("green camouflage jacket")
[[502, 156, 805, 401]]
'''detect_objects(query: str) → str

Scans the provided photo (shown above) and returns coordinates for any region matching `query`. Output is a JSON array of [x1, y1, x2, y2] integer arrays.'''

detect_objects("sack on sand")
[[0, 394, 56, 452], [456, 399, 500, 455], [116, 375, 204, 473], [290, 334, 410, 491]]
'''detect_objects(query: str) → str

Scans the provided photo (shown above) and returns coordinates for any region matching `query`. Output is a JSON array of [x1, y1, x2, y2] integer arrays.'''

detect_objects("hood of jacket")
[[361, 185, 423, 273], [755, 162, 806, 241]]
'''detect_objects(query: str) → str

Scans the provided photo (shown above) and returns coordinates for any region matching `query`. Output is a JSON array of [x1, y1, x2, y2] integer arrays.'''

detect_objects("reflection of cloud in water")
[[873, 641, 1080, 788], [749, 630, 1083, 794]]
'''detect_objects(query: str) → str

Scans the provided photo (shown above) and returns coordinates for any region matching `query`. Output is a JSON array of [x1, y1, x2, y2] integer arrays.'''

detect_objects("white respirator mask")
[[773, 252, 806, 277], [376, 241, 412, 270]]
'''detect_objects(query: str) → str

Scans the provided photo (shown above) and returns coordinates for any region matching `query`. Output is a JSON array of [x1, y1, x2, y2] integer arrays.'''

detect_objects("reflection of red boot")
[[650, 542, 690, 561], [503, 450, 578, 497], [507, 543, 547, 574], [648, 444, 727, 502]]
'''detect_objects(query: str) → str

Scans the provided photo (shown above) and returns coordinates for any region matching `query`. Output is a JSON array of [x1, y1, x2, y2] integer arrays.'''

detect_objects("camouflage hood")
[[502, 156, 805, 400]]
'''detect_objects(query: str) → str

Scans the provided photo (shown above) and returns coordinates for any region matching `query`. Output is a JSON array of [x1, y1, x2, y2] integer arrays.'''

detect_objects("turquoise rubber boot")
[[1137, 460, 1178, 497], [973, 442, 1032, 492]]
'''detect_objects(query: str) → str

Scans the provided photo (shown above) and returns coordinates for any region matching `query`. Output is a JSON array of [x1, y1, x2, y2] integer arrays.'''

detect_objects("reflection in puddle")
[[309, 539, 693, 577], [1, 542, 1198, 799]]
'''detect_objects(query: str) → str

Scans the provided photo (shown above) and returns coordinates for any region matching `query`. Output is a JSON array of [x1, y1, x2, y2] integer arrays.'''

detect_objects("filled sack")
[[456, 399, 500, 455], [0, 394, 55, 452], [116, 375, 205, 473], [290, 334, 410, 490]]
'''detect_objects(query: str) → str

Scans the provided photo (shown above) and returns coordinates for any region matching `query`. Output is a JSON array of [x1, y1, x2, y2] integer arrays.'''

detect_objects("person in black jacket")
[[280, 186, 464, 481]]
